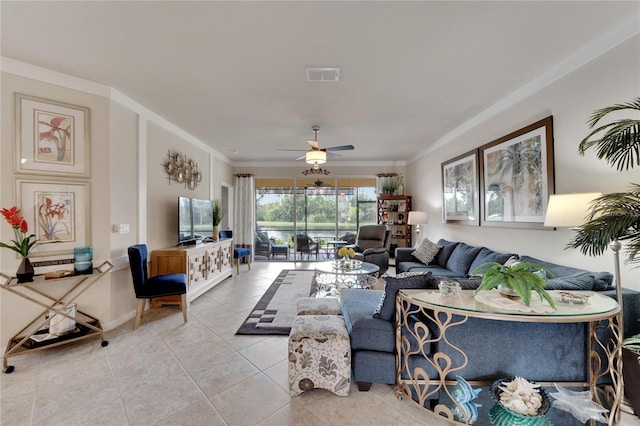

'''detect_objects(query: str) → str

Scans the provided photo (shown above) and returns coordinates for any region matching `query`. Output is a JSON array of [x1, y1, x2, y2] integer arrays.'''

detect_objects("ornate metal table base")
[[395, 290, 623, 425]]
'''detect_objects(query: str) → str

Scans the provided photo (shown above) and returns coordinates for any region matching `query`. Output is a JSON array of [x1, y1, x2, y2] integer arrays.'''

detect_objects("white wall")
[[0, 61, 236, 345], [405, 35, 640, 291]]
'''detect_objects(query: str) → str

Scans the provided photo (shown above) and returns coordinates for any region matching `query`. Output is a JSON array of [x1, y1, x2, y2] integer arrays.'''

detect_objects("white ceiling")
[[2, 1, 639, 166]]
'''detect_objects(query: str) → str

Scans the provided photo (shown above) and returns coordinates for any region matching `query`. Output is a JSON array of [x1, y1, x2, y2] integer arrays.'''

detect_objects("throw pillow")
[[412, 238, 442, 265], [373, 272, 432, 321]]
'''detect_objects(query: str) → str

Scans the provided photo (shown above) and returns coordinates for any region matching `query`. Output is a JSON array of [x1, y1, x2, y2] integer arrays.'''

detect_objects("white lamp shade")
[[305, 150, 327, 165], [407, 211, 428, 225], [543, 193, 602, 228]]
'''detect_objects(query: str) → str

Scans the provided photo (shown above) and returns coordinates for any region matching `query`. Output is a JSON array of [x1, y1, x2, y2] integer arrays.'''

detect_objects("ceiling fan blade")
[[308, 140, 319, 150], [278, 148, 308, 152], [295, 154, 306, 161], [325, 145, 354, 151], [327, 152, 341, 158]]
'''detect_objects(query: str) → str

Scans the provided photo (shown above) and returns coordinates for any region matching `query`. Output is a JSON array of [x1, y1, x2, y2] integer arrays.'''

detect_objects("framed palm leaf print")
[[479, 116, 555, 229]]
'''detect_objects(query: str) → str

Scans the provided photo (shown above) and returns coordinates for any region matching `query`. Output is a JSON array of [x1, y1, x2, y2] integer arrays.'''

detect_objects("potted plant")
[[380, 176, 401, 194], [210, 199, 224, 241], [567, 97, 640, 416], [471, 261, 556, 310]]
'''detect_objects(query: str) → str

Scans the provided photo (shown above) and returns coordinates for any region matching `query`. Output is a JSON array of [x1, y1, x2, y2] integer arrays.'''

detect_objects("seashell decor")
[[497, 376, 543, 416]]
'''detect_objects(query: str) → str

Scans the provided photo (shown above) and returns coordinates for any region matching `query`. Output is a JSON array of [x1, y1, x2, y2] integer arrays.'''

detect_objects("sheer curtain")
[[234, 174, 255, 255]]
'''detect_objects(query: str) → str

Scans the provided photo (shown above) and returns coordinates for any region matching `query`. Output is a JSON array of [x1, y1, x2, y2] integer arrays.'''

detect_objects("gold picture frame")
[[16, 179, 91, 257], [15, 94, 90, 177]]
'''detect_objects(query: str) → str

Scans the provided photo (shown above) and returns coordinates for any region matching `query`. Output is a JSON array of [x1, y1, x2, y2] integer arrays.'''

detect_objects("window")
[[255, 177, 376, 259]]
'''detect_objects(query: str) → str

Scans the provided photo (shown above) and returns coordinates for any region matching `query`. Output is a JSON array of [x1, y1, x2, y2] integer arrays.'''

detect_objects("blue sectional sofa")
[[339, 239, 640, 395]]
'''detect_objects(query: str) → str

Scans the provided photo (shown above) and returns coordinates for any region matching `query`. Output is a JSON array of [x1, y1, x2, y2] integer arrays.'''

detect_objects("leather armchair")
[[350, 225, 391, 275]]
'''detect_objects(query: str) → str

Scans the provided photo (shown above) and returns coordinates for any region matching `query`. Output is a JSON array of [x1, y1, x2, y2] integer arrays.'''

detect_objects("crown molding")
[[413, 13, 640, 162], [0, 56, 110, 96]]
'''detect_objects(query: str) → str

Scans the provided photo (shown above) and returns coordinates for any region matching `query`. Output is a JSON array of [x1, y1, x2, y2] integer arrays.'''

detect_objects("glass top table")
[[312, 261, 380, 297], [402, 289, 619, 322], [395, 289, 623, 425]]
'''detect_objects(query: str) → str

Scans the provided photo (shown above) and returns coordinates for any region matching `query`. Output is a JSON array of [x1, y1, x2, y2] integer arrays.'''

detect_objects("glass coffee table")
[[312, 260, 380, 297], [395, 289, 623, 425]]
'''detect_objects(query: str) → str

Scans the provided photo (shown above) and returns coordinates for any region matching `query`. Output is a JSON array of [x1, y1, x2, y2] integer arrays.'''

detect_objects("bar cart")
[[0, 260, 113, 373]]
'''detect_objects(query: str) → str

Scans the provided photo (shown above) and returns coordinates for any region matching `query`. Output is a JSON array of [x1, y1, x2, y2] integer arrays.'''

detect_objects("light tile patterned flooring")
[[1, 261, 638, 425]]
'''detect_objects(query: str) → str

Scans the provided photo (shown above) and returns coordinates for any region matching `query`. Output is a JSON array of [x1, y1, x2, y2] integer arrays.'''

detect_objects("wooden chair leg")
[[181, 293, 188, 323], [247, 255, 251, 271], [236, 258, 240, 274], [133, 298, 146, 330]]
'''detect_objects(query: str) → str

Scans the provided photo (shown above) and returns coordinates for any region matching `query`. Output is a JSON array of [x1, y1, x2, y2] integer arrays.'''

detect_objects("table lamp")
[[407, 211, 428, 247], [544, 193, 622, 305]]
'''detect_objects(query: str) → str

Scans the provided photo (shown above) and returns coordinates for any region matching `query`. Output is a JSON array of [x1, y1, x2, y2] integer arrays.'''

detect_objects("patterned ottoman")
[[296, 297, 342, 316], [288, 314, 351, 397]]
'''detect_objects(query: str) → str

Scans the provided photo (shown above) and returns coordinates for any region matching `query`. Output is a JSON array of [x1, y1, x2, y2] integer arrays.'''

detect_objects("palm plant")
[[211, 199, 224, 226], [567, 97, 640, 266]]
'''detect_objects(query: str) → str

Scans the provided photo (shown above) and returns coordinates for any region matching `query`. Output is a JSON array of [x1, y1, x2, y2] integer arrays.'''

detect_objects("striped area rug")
[[235, 269, 315, 335]]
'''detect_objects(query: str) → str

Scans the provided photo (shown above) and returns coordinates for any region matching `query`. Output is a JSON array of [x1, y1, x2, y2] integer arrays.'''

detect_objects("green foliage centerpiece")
[[210, 200, 224, 241], [472, 262, 556, 310]]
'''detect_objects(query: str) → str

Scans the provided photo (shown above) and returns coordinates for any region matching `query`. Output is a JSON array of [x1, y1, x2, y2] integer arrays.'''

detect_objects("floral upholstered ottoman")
[[288, 314, 351, 397], [296, 297, 342, 316]]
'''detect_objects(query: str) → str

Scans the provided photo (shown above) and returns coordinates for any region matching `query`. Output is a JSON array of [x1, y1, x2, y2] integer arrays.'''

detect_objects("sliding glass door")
[[255, 177, 376, 260]]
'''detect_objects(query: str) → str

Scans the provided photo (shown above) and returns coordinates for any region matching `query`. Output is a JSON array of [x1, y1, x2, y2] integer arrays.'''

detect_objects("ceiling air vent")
[[306, 67, 340, 82]]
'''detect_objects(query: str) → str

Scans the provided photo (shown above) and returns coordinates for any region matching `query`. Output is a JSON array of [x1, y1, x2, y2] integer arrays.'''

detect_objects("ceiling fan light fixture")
[[306, 150, 327, 165]]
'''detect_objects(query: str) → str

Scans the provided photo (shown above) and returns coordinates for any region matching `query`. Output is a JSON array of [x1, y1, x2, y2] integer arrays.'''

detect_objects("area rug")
[[236, 269, 315, 335]]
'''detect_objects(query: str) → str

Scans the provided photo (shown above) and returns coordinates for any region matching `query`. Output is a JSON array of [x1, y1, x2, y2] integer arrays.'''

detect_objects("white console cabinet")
[[150, 239, 233, 302]]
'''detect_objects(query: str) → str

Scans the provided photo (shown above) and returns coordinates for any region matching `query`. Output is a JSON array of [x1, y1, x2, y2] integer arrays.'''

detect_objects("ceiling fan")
[[278, 126, 355, 163]]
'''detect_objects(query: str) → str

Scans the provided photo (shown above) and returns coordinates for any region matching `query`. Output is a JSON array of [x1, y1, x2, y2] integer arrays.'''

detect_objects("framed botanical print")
[[441, 149, 480, 225], [16, 94, 90, 177], [16, 179, 91, 257], [479, 116, 554, 229]]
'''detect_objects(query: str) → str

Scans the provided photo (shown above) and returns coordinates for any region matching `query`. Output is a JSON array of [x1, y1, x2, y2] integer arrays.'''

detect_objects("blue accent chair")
[[219, 230, 252, 274], [128, 244, 188, 330]]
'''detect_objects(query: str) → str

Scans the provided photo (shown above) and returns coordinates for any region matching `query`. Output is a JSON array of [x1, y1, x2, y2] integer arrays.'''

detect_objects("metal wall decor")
[[163, 150, 202, 190]]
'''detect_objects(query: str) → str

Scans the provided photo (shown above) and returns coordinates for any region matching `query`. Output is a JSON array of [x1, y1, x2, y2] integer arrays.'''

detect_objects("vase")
[[16, 257, 34, 283], [212, 225, 219, 241], [623, 348, 640, 418], [497, 284, 521, 299]]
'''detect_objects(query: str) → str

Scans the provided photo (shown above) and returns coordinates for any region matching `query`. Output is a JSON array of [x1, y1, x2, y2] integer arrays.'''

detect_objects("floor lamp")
[[407, 211, 428, 248], [544, 192, 623, 307], [544, 192, 624, 424]]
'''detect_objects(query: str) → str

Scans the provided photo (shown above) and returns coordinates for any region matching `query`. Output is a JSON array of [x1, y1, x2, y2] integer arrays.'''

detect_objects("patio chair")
[[294, 234, 319, 260]]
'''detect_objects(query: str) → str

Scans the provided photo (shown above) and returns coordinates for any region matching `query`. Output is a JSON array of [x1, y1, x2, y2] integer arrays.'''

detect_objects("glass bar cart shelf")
[[0, 260, 113, 373]]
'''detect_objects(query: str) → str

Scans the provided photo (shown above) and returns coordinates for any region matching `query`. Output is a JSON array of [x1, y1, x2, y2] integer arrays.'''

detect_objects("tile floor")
[[1, 261, 638, 425]]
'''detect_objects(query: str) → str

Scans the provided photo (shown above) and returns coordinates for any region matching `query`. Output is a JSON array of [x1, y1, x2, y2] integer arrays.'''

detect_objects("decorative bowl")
[[489, 377, 551, 426]]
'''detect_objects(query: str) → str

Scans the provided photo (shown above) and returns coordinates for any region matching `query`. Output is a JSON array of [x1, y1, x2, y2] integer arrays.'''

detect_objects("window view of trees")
[[256, 184, 376, 249]]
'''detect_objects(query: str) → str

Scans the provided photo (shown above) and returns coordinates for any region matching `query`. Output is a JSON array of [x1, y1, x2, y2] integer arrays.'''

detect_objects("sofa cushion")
[[436, 239, 459, 267], [373, 272, 432, 321], [468, 247, 514, 275], [412, 238, 442, 265], [445, 243, 483, 276], [395, 261, 458, 277], [340, 289, 395, 353], [544, 272, 596, 291]]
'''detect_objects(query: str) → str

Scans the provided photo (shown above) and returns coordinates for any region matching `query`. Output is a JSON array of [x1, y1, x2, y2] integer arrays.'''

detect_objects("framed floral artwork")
[[16, 179, 91, 257], [479, 116, 555, 229], [15, 94, 90, 177], [441, 149, 480, 225]]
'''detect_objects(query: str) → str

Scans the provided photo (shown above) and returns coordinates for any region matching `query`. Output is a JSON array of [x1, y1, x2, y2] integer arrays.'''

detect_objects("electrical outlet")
[[112, 224, 120, 233], [119, 224, 130, 234]]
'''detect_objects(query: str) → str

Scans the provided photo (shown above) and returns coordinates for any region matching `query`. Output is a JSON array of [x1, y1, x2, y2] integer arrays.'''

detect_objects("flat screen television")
[[178, 196, 213, 245]]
